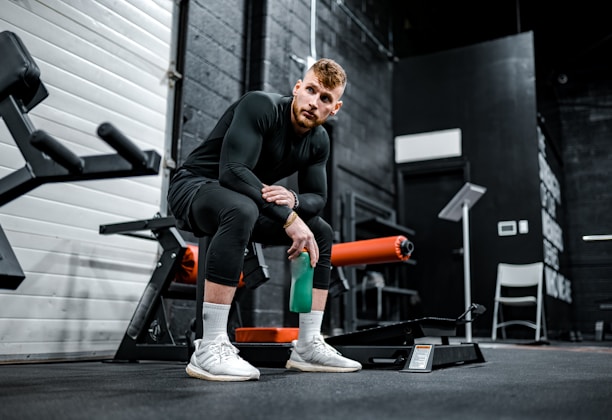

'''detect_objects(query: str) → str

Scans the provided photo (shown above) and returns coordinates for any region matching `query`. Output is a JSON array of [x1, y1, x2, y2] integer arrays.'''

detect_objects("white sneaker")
[[186, 335, 260, 381], [286, 335, 362, 373]]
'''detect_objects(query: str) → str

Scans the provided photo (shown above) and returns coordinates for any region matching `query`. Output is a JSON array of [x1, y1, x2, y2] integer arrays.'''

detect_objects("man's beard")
[[292, 100, 318, 130]]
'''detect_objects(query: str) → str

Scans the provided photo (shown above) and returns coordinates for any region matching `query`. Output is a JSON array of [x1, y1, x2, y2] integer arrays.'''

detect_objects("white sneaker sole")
[[186, 363, 260, 381], [285, 359, 361, 373]]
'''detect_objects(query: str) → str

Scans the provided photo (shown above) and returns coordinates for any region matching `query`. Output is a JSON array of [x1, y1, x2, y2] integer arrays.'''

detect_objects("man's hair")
[[310, 58, 347, 90]]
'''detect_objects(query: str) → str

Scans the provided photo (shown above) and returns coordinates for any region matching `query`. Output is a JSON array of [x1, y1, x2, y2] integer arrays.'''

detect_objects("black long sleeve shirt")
[[181, 91, 330, 223]]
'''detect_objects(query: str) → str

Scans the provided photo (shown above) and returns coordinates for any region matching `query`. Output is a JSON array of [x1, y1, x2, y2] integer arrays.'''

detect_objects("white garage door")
[[0, 0, 176, 362]]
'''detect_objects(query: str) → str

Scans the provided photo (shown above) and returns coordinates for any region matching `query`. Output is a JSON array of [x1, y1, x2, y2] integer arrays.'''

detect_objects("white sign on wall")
[[395, 128, 462, 163]]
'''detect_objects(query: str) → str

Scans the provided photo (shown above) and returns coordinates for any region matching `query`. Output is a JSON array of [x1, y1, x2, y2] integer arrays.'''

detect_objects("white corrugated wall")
[[0, 0, 176, 362]]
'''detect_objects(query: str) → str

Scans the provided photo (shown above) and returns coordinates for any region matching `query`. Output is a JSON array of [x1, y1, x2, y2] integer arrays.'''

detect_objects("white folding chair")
[[491, 262, 547, 341]]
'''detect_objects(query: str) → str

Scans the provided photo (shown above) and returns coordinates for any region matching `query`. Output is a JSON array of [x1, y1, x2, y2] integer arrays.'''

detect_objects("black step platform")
[[325, 317, 459, 346], [236, 317, 485, 371], [324, 318, 485, 370]]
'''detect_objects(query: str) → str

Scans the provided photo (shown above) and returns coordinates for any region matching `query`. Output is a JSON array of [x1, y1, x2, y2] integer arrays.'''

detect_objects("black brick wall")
[[179, 0, 246, 158], [552, 75, 612, 335]]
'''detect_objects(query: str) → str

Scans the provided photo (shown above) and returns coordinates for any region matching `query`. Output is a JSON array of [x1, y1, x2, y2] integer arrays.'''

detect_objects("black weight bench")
[[99, 215, 270, 361], [0, 30, 161, 290], [99, 215, 191, 361]]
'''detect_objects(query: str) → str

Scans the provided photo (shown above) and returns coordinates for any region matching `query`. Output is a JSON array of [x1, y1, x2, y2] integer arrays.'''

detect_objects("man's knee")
[[222, 199, 259, 231], [309, 216, 333, 247]]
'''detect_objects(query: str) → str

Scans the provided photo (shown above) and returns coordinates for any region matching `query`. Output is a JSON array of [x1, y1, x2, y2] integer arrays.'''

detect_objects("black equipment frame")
[[99, 215, 192, 362], [0, 31, 161, 289], [100, 215, 271, 362]]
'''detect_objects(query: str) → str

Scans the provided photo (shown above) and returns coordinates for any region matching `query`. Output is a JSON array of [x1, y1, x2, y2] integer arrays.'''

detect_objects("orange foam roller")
[[174, 244, 247, 287], [331, 235, 414, 267], [174, 244, 199, 284]]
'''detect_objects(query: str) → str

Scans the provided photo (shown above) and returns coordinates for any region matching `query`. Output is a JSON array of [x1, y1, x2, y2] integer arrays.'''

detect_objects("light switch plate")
[[498, 220, 517, 236]]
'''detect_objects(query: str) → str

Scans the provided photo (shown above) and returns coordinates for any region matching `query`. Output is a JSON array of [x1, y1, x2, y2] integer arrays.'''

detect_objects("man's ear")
[[331, 100, 343, 116], [293, 79, 302, 96]]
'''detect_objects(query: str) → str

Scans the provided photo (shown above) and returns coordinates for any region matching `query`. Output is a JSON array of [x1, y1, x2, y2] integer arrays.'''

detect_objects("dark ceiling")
[[390, 1, 612, 84]]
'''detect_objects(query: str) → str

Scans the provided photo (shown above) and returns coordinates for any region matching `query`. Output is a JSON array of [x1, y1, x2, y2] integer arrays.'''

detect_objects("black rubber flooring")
[[1, 340, 611, 420]]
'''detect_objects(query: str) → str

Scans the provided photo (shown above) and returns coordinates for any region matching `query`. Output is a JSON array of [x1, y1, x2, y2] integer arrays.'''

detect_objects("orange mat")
[[235, 327, 299, 343]]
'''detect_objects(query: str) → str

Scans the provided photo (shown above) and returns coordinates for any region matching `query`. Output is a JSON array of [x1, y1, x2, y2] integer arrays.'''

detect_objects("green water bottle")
[[289, 249, 313, 313]]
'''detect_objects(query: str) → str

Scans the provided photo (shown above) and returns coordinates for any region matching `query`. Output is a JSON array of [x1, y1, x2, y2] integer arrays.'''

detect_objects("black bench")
[[99, 214, 270, 361]]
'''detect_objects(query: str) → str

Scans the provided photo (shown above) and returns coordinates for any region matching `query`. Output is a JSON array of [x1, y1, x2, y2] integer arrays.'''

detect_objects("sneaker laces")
[[208, 336, 241, 362], [309, 335, 341, 356]]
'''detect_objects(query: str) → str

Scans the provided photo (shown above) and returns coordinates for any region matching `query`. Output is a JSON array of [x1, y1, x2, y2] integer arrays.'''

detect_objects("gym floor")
[[1, 338, 611, 420]]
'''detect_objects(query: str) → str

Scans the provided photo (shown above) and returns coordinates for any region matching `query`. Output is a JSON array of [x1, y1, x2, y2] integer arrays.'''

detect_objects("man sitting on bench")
[[168, 58, 361, 381]]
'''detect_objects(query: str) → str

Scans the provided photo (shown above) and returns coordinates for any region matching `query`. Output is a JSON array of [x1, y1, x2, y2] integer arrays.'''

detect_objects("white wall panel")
[[0, 0, 175, 362]]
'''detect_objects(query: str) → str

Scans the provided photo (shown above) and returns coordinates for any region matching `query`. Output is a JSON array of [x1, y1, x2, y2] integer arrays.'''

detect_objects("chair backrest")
[[497, 262, 544, 288]]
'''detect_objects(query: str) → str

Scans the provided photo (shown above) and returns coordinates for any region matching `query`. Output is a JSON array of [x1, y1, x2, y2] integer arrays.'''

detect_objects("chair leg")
[[491, 300, 499, 341], [499, 306, 507, 339], [536, 295, 547, 342], [541, 305, 547, 340]]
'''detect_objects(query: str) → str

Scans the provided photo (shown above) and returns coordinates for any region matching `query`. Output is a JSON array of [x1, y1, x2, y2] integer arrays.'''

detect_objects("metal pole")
[[462, 201, 472, 343]]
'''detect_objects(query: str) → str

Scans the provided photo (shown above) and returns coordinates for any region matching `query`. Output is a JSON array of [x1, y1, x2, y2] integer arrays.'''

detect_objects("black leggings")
[[189, 181, 333, 289]]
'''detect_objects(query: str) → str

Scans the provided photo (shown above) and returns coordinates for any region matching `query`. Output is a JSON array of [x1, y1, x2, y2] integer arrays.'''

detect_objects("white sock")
[[297, 310, 324, 347], [201, 302, 231, 343]]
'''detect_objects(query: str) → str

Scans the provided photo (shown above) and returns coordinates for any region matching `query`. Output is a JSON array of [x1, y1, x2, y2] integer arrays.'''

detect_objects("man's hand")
[[262, 184, 296, 209], [262, 184, 316, 266], [284, 215, 319, 267]]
